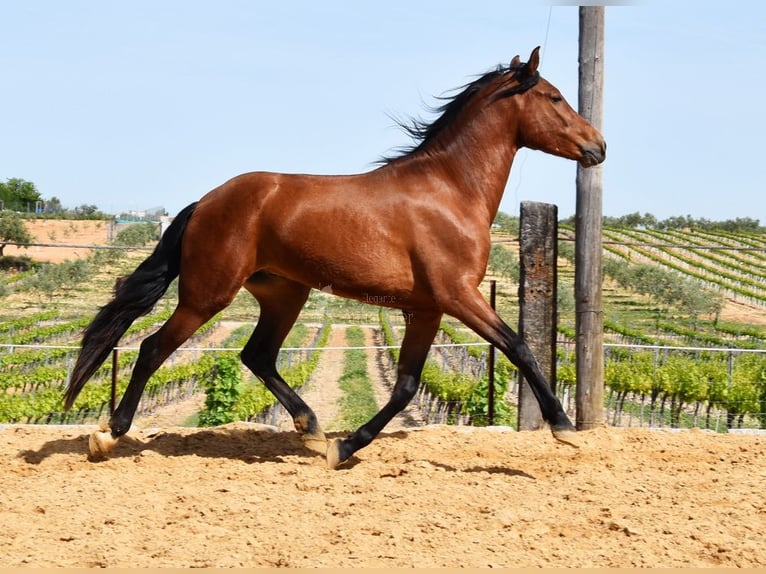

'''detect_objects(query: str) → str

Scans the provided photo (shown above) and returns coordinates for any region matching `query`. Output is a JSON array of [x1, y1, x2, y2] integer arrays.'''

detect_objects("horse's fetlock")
[[109, 418, 130, 438]]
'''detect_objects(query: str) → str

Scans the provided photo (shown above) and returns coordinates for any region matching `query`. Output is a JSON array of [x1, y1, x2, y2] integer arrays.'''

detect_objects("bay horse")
[[64, 47, 605, 468]]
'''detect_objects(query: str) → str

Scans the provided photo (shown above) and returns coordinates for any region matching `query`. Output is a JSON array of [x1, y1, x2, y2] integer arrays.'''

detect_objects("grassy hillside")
[[562, 224, 766, 345]]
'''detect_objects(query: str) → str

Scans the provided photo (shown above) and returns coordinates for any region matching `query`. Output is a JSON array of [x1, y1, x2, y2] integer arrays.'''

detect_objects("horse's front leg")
[[326, 310, 442, 469], [444, 285, 578, 445]]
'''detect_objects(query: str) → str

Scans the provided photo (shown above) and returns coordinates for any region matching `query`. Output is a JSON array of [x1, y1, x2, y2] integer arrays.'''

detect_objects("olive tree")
[[0, 211, 33, 256]]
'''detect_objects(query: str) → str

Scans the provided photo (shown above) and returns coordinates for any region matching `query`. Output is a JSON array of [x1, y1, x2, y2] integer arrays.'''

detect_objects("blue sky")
[[2, 1, 764, 221]]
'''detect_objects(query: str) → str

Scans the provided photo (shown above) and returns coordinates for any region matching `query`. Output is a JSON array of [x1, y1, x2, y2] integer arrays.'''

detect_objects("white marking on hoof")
[[89, 429, 119, 458], [294, 415, 327, 454], [325, 438, 344, 470], [301, 432, 328, 455]]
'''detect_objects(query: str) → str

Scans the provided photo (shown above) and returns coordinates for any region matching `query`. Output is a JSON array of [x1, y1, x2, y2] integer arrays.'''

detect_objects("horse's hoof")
[[552, 428, 580, 449], [295, 415, 327, 454], [301, 430, 328, 455], [294, 413, 326, 453], [89, 429, 118, 459], [325, 438, 345, 470]]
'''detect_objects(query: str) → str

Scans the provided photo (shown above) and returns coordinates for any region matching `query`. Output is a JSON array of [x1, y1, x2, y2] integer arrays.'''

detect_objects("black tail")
[[64, 202, 198, 410]]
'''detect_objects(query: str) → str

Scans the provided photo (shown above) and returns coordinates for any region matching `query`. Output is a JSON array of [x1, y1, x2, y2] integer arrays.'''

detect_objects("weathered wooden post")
[[575, 5, 606, 430], [518, 201, 558, 430]]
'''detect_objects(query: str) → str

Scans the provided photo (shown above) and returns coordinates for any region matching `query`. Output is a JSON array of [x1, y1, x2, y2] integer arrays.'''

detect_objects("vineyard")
[[559, 223, 766, 431], [1, 217, 766, 433]]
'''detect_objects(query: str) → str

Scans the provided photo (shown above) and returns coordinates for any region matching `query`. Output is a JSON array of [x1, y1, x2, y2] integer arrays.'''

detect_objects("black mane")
[[380, 63, 518, 164]]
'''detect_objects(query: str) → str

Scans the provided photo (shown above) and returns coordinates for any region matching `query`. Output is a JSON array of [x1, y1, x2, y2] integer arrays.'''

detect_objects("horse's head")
[[501, 47, 606, 168]]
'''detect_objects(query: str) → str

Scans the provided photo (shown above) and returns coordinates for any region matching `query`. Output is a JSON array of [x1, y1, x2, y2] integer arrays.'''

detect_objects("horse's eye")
[[551, 94, 563, 103]]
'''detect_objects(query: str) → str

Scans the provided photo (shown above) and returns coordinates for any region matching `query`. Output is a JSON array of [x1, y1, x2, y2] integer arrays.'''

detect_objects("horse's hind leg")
[[88, 303, 225, 457], [241, 275, 325, 452], [326, 310, 441, 468]]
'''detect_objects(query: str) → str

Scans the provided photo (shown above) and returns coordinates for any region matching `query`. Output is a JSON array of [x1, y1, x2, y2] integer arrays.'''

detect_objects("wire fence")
[[11, 235, 766, 252]]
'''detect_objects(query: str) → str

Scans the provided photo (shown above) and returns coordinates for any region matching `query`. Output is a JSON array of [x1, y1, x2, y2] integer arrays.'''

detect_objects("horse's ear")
[[510, 54, 522, 67], [522, 46, 541, 76]]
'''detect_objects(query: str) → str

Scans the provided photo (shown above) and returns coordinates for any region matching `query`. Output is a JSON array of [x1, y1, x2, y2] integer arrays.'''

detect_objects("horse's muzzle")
[[578, 140, 606, 167]]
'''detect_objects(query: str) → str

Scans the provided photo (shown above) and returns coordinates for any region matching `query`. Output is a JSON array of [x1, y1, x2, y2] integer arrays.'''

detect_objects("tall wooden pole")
[[575, 6, 605, 430]]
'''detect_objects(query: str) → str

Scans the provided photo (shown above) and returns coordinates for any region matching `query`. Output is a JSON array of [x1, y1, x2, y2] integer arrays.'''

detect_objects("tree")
[[44, 196, 64, 214], [27, 259, 93, 301], [487, 243, 519, 280], [113, 222, 159, 246], [0, 211, 33, 256], [0, 178, 42, 212], [75, 204, 100, 216], [492, 211, 520, 235]]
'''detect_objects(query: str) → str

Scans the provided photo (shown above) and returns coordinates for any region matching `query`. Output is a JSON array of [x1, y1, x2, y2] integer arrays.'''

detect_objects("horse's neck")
[[394, 117, 518, 227]]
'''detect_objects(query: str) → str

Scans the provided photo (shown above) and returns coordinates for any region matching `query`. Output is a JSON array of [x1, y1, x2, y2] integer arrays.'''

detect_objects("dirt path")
[[363, 326, 425, 430], [275, 324, 347, 432], [274, 324, 425, 434]]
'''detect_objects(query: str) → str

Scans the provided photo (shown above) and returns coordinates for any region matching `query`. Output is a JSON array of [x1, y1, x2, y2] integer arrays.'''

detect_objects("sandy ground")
[[1, 424, 764, 568]]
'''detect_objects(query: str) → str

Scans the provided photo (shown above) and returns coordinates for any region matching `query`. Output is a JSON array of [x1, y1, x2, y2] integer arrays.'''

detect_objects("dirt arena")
[[1, 424, 764, 568]]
